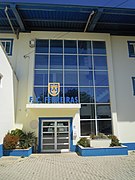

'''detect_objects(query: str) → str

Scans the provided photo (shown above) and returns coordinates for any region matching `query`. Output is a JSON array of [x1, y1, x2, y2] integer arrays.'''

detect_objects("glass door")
[[41, 120, 70, 152]]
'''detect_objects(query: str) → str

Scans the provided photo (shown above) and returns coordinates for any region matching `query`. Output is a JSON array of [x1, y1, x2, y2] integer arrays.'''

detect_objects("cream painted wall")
[[0, 32, 118, 145], [111, 36, 135, 142], [0, 45, 17, 144]]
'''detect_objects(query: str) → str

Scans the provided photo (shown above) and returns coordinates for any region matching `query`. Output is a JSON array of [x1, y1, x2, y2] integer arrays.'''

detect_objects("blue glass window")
[[80, 104, 95, 119], [94, 56, 107, 70], [95, 87, 110, 103], [78, 41, 91, 54], [94, 71, 109, 86], [49, 70, 63, 86], [34, 70, 48, 86], [128, 41, 135, 57], [50, 40, 63, 53], [0, 39, 13, 56], [93, 41, 106, 54], [34, 87, 47, 103], [35, 55, 48, 69], [64, 87, 78, 99], [36, 40, 49, 53], [64, 55, 77, 69], [64, 71, 78, 86], [132, 77, 135, 95], [50, 55, 63, 69], [64, 40, 77, 54], [79, 56, 92, 70], [81, 121, 96, 136], [79, 71, 93, 86], [96, 105, 111, 119], [97, 120, 112, 134], [80, 87, 94, 103]]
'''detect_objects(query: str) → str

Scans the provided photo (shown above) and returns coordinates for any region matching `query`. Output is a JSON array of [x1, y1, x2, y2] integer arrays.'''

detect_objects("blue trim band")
[[38, 117, 74, 152], [0, 144, 3, 157], [122, 143, 135, 150]]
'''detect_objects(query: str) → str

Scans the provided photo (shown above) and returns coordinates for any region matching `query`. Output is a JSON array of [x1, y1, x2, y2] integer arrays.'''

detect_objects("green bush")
[[90, 133, 109, 140], [3, 129, 36, 150], [77, 138, 90, 147], [108, 135, 121, 147]]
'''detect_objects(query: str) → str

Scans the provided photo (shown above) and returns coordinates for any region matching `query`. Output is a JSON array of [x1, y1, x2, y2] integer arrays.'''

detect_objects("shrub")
[[3, 133, 19, 150], [108, 135, 121, 147], [77, 138, 90, 147], [3, 129, 36, 150]]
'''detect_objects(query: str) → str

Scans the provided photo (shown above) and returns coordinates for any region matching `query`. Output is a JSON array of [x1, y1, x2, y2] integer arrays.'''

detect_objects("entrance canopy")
[[1, 0, 135, 35]]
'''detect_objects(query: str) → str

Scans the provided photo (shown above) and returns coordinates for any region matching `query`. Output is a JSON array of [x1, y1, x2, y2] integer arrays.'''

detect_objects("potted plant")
[[3, 129, 36, 157], [90, 133, 111, 148]]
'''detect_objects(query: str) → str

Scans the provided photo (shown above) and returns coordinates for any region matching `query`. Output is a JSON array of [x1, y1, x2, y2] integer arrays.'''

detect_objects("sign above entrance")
[[29, 82, 78, 103], [48, 83, 60, 97]]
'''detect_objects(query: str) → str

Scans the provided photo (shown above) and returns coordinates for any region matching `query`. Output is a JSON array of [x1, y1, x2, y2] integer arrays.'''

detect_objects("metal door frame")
[[41, 119, 70, 152]]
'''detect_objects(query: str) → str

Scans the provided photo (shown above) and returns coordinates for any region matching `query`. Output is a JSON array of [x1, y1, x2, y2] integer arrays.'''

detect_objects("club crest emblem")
[[48, 83, 60, 96]]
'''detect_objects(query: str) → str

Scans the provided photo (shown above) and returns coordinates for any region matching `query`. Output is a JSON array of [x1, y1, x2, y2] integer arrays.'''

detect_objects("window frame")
[[0, 38, 13, 56]]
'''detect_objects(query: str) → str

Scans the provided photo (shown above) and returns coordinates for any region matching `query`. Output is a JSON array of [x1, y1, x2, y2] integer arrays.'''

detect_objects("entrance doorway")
[[41, 120, 70, 152]]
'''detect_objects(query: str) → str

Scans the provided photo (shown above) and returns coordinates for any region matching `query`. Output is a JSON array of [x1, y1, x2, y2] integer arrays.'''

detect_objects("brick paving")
[[0, 152, 135, 180]]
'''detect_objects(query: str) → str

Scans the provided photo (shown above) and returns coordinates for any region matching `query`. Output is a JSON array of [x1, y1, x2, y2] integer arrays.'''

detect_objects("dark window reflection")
[[80, 87, 94, 103], [80, 104, 95, 119], [95, 87, 110, 103], [79, 71, 93, 86], [50, 40, 63, 53], [34, 87, 48, 103], [35, 55, 48, 69], [36, 40, 49, 53], [94, 56, 107, 70], [65, 71, 78, 86], [93, 41, 106, 54], [6, 42, 10, 54], [96, 104, 111, 119], [78, 41, 91, 54], [97, 120, 112, 135], [79, 56, 92, 70], [64, 40, 77, 54], [64, 55, 77, 69], [50, 55, 63, 69], [94, 71, 109, 86], [34, 70, 48, 86], [65, 87, 78, 98], [49, 70, 63, 86], [81, 121, 95, 136]]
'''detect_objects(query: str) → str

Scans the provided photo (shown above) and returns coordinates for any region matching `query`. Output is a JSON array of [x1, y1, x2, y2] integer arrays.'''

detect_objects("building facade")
[[1, 1, 135, 152]]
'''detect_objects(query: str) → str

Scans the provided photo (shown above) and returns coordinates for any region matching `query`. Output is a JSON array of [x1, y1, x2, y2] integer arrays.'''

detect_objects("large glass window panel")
[[80, 87, 94, 103], [94, 56, 107, 70], [50, 40, 63, 53], [79, 71, 93, 86], [34, 70, 48, 86], [93, 41, 106, 54], [64, 71, 78, 86], [81, 120, 96, 136], [5, 41, 10, 54], [80, 104, 95, 119], [64, 87, 78, 98], [35, 55, 48, 69], [36, 40, 49, 53], [49, 70, 63, 86], [64, 55, 77, 69], [95, 87, 110, 103], [94, 71, 109, 86], [50, 55, 63, 69], [34, 87, 45, 103], [78, 41, 91, 54], [96, 104, 111, 119], [97, 120, 112, 135], [79, 56, 92, 70], [64, 40, 77, 54]]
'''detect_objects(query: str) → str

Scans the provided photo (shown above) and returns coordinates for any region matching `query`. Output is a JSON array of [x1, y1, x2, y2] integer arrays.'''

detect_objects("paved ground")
[[0, 152, 135, 180]]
